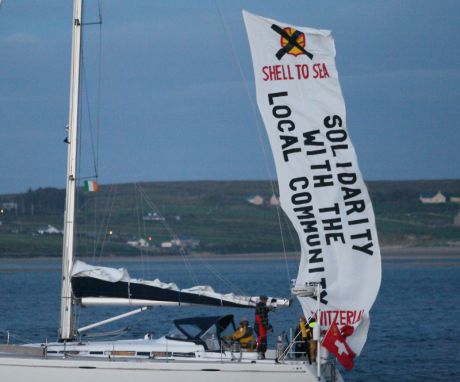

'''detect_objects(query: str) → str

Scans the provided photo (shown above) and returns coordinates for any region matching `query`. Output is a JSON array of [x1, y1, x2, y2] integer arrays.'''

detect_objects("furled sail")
[[71, 261, 290, 308], [244, 11, 381, 355]]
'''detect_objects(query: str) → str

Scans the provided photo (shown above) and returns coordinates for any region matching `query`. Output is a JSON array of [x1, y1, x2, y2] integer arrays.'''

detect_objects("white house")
[[126, 238, 149, 248], [419, 191, 447, 204], [171, 237, 200, 249], [247, 195, 264, 206], [269, 195, 280, 206], [37, 225, 62, 235], [143, 212, 165, 221]]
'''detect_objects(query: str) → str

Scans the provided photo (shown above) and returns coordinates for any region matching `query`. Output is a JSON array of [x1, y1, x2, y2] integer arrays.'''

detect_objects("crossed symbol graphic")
[[271, 24, 314, 60]]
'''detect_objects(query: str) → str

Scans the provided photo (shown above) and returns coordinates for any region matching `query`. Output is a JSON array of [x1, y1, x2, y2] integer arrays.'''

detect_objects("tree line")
[[1, 187, 86, 216]]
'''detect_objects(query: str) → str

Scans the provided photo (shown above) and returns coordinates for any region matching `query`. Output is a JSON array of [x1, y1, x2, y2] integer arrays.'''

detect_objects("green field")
[[0, 179, 459, 258]]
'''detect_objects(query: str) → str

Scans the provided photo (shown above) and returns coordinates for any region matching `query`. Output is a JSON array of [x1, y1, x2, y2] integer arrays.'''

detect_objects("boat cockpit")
[[166, 314, 236, 351]]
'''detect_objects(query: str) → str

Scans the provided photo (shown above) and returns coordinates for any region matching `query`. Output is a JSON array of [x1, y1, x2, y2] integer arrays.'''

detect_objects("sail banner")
[[243, 11, 381, 355]]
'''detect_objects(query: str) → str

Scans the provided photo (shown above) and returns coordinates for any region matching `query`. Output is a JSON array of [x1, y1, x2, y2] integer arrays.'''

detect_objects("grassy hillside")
[[0, 179, 459, 257], [368, 179, 460, 246]]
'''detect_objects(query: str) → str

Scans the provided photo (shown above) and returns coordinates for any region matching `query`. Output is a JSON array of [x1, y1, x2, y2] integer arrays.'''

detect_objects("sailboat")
[[0, 2, 380, 382]]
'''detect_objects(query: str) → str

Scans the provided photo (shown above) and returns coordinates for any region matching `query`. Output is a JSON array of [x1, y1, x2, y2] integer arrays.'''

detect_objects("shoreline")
[[1, 246, 459, 263]]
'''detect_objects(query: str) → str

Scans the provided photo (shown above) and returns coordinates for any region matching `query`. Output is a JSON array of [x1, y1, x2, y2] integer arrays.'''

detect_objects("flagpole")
[[316, 283, 321, 379]]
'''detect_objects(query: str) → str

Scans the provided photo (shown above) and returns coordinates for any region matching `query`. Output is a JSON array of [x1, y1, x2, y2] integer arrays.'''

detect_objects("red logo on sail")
[[280, 27, 306, 57], [271, 24, 313, 60]]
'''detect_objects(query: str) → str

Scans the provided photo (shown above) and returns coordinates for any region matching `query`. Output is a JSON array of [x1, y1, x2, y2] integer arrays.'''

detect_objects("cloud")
[[344, 68, 460, 81], [1, 32, 40, 45]]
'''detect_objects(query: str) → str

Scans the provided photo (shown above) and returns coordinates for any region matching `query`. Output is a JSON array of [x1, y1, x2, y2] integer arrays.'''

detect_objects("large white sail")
[[243, 11, 381, 355]]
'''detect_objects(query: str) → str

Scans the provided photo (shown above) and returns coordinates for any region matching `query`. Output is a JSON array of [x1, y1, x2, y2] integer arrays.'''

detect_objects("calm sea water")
[[0, 253, 459, 381]]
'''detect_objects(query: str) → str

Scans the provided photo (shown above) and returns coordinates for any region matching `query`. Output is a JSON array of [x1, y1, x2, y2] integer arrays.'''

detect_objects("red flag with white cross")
[[322, 322, 356, 370]]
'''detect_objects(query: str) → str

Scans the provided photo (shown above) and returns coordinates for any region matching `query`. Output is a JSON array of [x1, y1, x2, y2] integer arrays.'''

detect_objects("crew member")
[[294, 315, 312, 363], [254, 295, 272, 359], [223, 317, 255, 350], [308, 316, 317, 363]]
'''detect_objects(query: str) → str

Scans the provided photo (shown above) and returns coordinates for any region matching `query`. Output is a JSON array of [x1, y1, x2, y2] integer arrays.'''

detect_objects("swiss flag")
[[321, 322, 356, 370]]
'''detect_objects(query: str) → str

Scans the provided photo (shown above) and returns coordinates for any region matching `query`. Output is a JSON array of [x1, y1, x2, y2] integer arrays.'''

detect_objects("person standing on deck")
[[294, 315, 312, 363], [308, 316, 318, 363], [255, 295, 272, 359]]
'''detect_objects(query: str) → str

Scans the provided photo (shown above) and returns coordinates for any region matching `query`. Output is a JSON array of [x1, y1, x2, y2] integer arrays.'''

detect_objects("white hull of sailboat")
[[0, 356, 343, 382]]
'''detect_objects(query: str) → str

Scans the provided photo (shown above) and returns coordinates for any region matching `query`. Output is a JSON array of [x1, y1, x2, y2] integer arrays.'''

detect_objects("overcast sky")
[[0, 0, 459, 194]]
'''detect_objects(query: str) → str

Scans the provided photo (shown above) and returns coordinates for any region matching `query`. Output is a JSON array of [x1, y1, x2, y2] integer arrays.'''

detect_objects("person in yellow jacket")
[[294, 315, 318, 364], [308, 317, 317, 364], [295, 315, 311, 362], [224, 317, 255, 350]]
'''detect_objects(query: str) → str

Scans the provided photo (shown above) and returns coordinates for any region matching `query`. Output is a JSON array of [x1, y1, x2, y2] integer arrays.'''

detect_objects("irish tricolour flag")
[[83, 180, 99, 192]]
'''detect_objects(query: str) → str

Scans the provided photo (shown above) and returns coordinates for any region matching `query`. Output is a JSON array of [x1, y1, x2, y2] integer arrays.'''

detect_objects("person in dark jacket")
[[254, 295, 272, 359]]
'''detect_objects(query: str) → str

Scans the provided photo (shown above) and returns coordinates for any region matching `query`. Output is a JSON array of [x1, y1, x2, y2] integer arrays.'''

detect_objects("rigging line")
[[95, 0, 103, 174], [275, 203, 293, 288], [133, 183, 142, 277], [134, 183, 146, 279], [135, 184, 199, 286], [90, 186, 106, 262], [99, 184, 118, 256], [92, 183, 114, 261], [74, 191, 96, 257], [81, 327, 128, 339], [193, 256, 246, 296], [83, 0, 103, 258], [75, 37, 86, 258], [95, 183, 118, 259], [135, 184, 199, 287], [92, 181, 98, 258], [78, 0, 101, 179], [284, 209, 300, 258], [136, 186, 247, 296], [216, 2, 293, 291], [139, 185, 150, 279], [80, 55, 99, 178]]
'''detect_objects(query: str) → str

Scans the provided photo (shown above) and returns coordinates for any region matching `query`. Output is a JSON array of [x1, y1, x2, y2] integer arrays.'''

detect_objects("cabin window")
[[167, 326, 187, 340], [200, 325, 220, 351]]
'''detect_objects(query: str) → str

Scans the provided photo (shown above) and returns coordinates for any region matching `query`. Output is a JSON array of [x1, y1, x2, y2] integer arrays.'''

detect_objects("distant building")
[[1, 202, 18, 211], [37, 225, 62, 235], [269, 195, 280, 206], [161, 241, 173, 248], [171, 237, 200, 249], [450, 196, 460, 203], [126, 238, 149, 248], [247, 195, 264, 206], [143, 212, 165, 221], [454, 212, 460, 227], [419, 191, 447, 204]]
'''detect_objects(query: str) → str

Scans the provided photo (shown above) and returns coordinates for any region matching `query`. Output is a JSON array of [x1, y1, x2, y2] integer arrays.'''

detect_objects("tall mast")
[[59, 0, 83, 341]]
